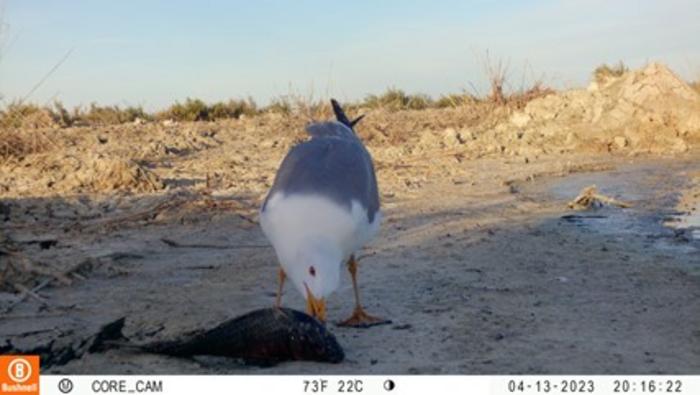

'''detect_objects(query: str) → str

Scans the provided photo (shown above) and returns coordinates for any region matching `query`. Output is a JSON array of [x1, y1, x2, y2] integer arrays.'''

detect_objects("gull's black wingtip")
[[331, 98, 364, 130]]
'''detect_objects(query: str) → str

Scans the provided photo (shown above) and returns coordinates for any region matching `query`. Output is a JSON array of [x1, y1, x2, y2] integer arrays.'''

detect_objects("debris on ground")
[[567, 185, 632, 210]]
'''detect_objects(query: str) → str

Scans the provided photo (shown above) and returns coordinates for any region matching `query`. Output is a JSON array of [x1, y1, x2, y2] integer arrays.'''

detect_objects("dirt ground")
[[1, 63, 699, 374]]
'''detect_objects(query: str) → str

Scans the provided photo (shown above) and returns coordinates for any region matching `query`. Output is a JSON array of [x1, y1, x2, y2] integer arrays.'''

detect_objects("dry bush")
[[265, 97, 293, 115], [475, 50, 554, 109], [0, 101, 57, 129], [594, 61, 629, 84], [435, 93, 478, 108], [481, 53, 508, 105], [509, 82, 556, 110], [264, 93, 331, 121], [157, 98, 209, 121], [51, 101, 75, 127], [208, 98, 257, 120], [362, 88, 433, 111], [158, 98, 257, 122], [0, 128, 48, 161], [76, 103, 150, 125]]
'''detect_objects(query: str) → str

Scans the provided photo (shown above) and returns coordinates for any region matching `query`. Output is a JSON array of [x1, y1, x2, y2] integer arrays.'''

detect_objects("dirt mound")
[[67, 156, 164, 193], [512, 63, 700, 154]]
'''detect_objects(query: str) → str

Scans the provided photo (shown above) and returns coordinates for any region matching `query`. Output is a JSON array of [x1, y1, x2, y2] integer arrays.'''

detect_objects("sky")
[[0, 0, 699, 110]]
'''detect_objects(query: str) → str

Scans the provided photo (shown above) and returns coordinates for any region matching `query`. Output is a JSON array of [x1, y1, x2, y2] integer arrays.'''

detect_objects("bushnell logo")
[[0, 355, 40, 395]]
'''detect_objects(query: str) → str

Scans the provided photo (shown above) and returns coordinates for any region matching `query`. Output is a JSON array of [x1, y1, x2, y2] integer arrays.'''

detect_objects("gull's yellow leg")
[[275, 267, 286, 308], [337, 255, 391, 328]]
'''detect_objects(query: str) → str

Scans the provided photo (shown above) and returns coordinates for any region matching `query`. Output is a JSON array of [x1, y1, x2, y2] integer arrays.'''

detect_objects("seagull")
[[260, 99, 389, 327]]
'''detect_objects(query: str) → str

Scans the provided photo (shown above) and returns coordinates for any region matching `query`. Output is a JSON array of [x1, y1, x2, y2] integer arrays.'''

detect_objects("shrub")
[[263, 94, 330, 120], [265, 97, 293, 115], [208, 98, 257, 120], [362, 88, 433, 111], [0, 128, 48, 160], [158, 98, 257, 121], [158, 98, 209, 121], [593, 61, 629, 84], [435, 93, 477, 108], [0, 103, 51, 159], [77, 103, 150, 125], [51, 101, 74, 127], [0, 101, 56, 129], [509, 82, 556, 109]]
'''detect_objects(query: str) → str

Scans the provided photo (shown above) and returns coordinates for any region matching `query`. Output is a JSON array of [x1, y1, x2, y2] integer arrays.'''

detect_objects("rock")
[[443, 128, 463, 147], [510, 112, 531, 128], [460, 130, 475, 141], [613, 136, 628, 149], [671, 138, 689, 153]]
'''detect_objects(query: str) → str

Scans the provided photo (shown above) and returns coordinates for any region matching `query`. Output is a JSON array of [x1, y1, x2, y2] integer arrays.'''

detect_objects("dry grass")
[[362, 88, 433, 111], [78, 103, 150, 125], [509, 82, 556, 110], [0, 102, 56, 129], [435, 93, 478, 108], [593, 61, 629, 84], [156, 98, 257, 122], [481, 52, 508, 105], [475, 51, 555, 109], [264, 92, 332, 122], [0, 128, 49, 162]]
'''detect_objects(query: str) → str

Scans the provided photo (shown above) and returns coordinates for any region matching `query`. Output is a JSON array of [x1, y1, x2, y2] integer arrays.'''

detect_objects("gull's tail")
[[331, 99, 365, 130]]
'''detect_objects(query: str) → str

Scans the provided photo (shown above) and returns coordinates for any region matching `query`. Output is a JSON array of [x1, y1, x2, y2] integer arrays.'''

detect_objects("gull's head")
[[288, 242, 342, 322]]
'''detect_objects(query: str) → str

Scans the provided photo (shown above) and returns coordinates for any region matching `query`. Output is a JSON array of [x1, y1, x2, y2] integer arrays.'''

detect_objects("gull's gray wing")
[[305, 121, 356, 139], [262, 127, 379, 222]]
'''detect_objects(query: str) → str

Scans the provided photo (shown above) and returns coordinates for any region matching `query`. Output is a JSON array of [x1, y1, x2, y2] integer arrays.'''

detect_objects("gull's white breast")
[[260, 193, 381, 272]]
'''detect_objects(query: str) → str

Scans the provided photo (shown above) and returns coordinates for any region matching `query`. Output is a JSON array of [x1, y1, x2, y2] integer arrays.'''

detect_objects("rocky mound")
[[511, 63, 700, 154]]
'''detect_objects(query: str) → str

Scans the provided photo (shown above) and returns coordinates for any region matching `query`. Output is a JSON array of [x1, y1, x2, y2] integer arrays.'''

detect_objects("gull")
[[260, 99, 389, 327]]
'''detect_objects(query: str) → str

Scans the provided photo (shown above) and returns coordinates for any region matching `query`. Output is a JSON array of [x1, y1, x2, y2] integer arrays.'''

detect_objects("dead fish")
[[107, 307, 344, 365]]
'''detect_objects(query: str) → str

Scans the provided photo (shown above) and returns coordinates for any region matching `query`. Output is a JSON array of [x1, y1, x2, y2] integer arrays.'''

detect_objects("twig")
[[12, 282, 48, 305], [1, 257, 91, 315], [160, 238, 269, 250], [82, 195, 191, 230], [10, 278, 52, 309]]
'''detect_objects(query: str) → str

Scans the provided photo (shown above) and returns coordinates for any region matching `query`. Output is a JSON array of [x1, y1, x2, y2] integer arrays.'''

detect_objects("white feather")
[[260, 193, 381, 298]]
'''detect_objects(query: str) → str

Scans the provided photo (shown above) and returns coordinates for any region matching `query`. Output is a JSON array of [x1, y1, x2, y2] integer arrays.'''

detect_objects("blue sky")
[[1, 0, 699, 110]]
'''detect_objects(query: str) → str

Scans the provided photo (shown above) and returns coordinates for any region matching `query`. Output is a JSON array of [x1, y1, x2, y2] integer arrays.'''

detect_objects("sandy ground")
[[1, 63, 700, 374], [1, 153, 699, 374]]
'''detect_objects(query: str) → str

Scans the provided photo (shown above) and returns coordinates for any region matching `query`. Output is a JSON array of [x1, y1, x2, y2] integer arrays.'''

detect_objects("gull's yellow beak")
[[304, 283, 326, 322]]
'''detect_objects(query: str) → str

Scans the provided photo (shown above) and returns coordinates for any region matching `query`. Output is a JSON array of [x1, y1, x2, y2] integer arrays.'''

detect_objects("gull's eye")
[[309, 266, 316, 277]]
